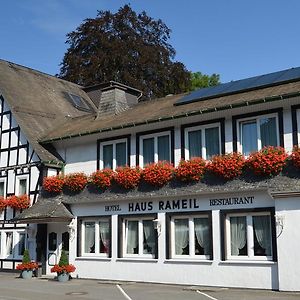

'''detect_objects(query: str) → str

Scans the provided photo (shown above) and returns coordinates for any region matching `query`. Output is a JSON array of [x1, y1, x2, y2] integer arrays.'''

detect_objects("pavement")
[[0, 272, 299, 300]]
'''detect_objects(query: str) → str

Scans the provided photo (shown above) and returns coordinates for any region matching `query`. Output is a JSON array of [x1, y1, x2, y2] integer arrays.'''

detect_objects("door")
[[46, 223, 69, 274]]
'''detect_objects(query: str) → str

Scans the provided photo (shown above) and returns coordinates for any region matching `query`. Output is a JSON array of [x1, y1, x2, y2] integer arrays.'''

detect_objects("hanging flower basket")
[[89, 169, 113, 190], [247, 146, 288, 176], [63, 173, 88, 192], [43, 176, 64, 193], [142, 161, 174, 187], [207, 153, 245, 180], [114, 166, 141, 189], [175, 158, 206, 182]]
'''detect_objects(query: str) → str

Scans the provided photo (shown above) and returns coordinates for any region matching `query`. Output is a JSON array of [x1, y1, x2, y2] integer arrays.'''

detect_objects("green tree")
[[59, 5, 191, 99], [22, 249, 31, 264], [189, 72, 220, 91], [58, 250, 69, 267]]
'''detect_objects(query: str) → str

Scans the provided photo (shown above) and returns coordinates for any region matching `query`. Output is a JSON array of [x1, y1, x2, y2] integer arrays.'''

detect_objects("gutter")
[[41, 91, 300, 144]]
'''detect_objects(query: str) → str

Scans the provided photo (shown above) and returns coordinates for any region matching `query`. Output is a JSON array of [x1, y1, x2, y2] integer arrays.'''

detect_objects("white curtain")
[[143, 220, 156, 255], [230, 217, 247, 256], [158, 135, 170, 162], [126, 221, 138, 254], [174, 219, 189, 255], [253, 216, 272, 256], [99, 221, 110, 254], [6, 232, 13, 256], [84, 222, 95, 253], [241, 121, 257, 155], [194, 218, 210, 255]]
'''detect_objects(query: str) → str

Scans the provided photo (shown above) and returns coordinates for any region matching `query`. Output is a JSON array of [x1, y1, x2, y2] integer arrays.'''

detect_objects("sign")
[[209, 196, 254, 207]]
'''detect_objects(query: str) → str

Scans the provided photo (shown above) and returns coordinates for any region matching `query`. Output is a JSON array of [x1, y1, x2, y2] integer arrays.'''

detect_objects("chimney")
[[83, 81, 142, 118]]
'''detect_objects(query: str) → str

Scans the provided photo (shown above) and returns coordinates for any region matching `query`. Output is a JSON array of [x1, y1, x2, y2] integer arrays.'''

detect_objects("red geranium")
[[43, 176, 64, 193], [291, 146, 300, 169], [16, 262, 38, 271], [0, 197, 7, 211], [7, 194, 30, 210], [247, 146, 288, 176], [175, 158, 206, 182], [207, 153, 245, 180], [51, 264, 76, 274], [142, 161, 174, 186], [114, 166, 141, 189], [90, 169, 113, 190], [64, 173, 88, 192]]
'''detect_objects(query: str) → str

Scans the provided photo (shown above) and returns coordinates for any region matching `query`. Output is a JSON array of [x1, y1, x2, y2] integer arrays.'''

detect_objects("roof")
[[41, 80, 300, 143], [13, 198, 74, 223], [0, 59, 97, 164]]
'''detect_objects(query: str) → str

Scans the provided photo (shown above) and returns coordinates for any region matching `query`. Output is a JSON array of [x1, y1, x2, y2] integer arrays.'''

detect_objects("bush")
[[114, 166, 141, 189], [175, 158, 206, 182], [291, 146, 300, 169], [7, 195, 30, 210], [22, 249, 31, 264], [43, 176, 64, 193], [58, 250, 69, 266], [63, 173, 88, 192], [90, 169, 113, 189], [142, 161, 174, 186]]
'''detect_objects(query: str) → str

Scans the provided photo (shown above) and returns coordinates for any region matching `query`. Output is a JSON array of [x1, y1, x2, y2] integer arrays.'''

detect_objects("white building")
[[2, 59, 300, 291]]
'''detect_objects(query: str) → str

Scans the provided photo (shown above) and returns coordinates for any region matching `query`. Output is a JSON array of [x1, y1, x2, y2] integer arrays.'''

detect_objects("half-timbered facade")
[[3, 59, 300, 291]]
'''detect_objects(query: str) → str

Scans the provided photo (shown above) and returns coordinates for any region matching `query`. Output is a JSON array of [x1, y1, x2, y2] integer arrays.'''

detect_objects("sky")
[[1, 1, 300, 83]]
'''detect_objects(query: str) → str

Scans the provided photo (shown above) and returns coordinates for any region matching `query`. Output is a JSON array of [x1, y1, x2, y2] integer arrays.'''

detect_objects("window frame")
[[119, 214, 158, 259], [0, 230, 27, 259], [99, 138, 128, 170], [236, 113, 280, 155], [80, 217, 111, 257], [15, 175, 29, 196], [166, 211, 213, 261], [139, 131, 172, 167], [0, 177, 6, 197], [184, 122, 221, 160], [221, 208, 276, 262]]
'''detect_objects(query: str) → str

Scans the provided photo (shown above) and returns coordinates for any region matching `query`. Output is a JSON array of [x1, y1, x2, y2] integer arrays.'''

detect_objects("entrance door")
[[46, 223, 69, 274]]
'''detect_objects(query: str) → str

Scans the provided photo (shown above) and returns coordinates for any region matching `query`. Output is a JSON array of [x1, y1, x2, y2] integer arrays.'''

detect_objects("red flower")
[[207, 153, 245, 180], [0, 197, 7, 211], [90, 169, 113, 190], [291, 146, 300, 169], [114, 166, 141, 189], [7, 195, 30, 210], [64, 173, 88, 192], [50, 264, 76, 274], [43, 176, 64, 193], [16, 262, 38, 271], [142, 161, 174, 186], [247, 146, 288, 176], [175, 158, 206, 182]]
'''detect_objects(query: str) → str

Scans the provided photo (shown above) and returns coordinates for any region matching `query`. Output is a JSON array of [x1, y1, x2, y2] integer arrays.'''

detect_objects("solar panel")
[[176, 67, 300, 106]]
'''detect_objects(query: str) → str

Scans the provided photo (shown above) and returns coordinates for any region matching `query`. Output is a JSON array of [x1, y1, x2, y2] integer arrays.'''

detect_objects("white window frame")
[[99, 138, 128, 170], [122, 216, 157, 258], [170, 214, 211, 260], [225, 211, 273, 261], [81, 218, 111, 257], [296, 109, 300, 146], [237, 113, 280, 155], [139, 131, 171, 167], [0, 178, 6, 197], [184, 123, 221, 160], [0, 230, 26, 259], [15, 175, 29, 196]]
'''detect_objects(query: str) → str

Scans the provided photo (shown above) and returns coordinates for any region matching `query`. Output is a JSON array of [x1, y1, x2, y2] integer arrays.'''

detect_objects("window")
[[140, 131, 171, 167], [16, 177, 28, 195], [169, 214, 212, 259], [0, 181, 5, 197], [81, 218, 111, 256], [238, 114, 279, 156], [18, 233, 26, 256], [122, 216, 157, 258], [100, 139, 127, 170], [224, 211, 274, 260], [5, 232, 13, 256], [185, 123, 221, 160]]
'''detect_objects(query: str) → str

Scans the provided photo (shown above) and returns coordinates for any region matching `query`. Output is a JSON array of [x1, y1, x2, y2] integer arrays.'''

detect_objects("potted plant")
[[51, 250, 76, 282], [16, 249, 38, 279]]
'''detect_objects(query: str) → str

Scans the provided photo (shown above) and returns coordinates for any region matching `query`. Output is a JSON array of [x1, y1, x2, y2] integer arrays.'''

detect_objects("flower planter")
[[57, 273, 69, 282], [21, 270, 33, 279]]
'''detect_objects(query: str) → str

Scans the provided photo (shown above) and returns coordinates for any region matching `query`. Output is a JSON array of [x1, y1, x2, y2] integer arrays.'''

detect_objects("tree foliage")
[[189, 72, 220, 91], [22, 249, 31, 264], [59, 5, 191, 99], [58, 250, 69, 267]]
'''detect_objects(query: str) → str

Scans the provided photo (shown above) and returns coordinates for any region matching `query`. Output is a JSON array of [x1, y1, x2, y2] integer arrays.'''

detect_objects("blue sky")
[[1, 1, 300, 83]]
